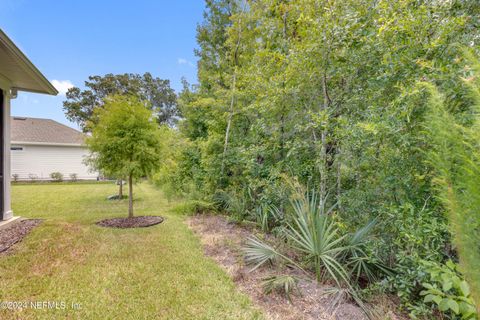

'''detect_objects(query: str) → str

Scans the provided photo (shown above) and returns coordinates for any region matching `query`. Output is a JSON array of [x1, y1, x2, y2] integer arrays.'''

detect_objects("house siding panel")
[[11, 145, 97, 180]]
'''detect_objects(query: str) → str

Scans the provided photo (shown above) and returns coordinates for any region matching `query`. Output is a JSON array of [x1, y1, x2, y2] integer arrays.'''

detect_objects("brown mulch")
[[96, 216, 164, 228], [188, 215, 405, 320], [0, 219, 42, 255]]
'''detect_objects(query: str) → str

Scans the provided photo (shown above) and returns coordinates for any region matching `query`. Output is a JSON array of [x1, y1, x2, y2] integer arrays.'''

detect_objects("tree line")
[[62, 0, 480, 318], [163, 0, 480, 318]]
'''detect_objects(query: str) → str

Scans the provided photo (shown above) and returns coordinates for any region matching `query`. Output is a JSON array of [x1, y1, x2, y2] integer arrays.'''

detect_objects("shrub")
[[243, 181, 390, 317], [172, 200, 216, 215], [262, 275, 300, 301], [212, 189, 252, 223], [50, 172, 63, 182], [251, 203, 284, 233], [420, 260, 477, 319], [69, 173, 78, 182]]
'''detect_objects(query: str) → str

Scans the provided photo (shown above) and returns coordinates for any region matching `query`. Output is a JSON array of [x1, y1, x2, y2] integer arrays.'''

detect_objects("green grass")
[[0, 182, 262, 320]]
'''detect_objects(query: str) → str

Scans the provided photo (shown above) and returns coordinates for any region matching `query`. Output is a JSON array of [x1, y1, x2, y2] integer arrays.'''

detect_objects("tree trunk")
[[118, 179, 123, 199], [221, 72, 236, 177], [128, 175, 133, 218], [319, 73, 330, 200], [336, 146, 341, 211], [220, 4, 245, 177]]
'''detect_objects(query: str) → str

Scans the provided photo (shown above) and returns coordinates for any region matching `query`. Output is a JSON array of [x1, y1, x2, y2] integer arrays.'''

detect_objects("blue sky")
[[0, 0, 204, 129]]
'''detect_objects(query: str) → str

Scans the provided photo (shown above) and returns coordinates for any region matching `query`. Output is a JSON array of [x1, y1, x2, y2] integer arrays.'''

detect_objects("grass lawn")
[[0, 182, 262, 320]]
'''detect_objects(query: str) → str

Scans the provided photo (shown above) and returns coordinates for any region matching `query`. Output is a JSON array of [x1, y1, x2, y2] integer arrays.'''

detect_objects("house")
[[10, 117, 98, 181], [0, 29, 58, 223]]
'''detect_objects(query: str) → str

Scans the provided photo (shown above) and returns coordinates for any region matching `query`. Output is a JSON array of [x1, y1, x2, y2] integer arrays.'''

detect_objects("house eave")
[[0, 29, 58, 96]]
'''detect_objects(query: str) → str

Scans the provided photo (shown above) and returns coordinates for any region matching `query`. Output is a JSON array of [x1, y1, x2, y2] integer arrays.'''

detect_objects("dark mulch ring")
[[0, 219, 42, 255], [96, 216, 164, 229], [106, 194, 128, 200]]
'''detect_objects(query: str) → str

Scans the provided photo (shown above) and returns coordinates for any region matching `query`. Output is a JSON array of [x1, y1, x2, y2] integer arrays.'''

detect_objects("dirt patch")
[[0, 219, 42, 255], [96, 216, 164, 228], [187, 215, 384, 320]]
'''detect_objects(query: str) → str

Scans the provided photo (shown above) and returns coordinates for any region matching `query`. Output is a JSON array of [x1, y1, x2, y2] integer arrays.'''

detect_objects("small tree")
[[50, 172, 64, 182], [86, 94, 161, 217], [70, 173, 78, 182]]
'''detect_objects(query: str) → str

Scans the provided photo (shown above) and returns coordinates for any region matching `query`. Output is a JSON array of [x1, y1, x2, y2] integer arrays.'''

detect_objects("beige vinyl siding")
[[10, 144, 98, 180]]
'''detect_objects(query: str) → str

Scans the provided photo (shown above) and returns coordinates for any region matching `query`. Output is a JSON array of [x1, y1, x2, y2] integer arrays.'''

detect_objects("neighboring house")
[[0, 29, 58, 223], [10, 117, 98, 181]]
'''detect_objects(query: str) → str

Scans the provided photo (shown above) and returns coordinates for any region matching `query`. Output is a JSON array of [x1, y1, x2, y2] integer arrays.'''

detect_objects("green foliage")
[[63, 73, 177, 131], [243, 236, 287, 272], [420, 260, 477, 320], [242, 184, 385, 318], [170, 0, 480, 317], [424, 56, 480, 311], [86, 94, 161, 180], [244, 183, 389, 286], [86, 94, 162, 216], [50, 172, 64, 182], [152, 125, 193, 199], [172, 200, 217, 216], [285, 189, 349, 285], [262, 274, 300, 301], [251, 203, 284, 233], [344, 219, 392, 284]]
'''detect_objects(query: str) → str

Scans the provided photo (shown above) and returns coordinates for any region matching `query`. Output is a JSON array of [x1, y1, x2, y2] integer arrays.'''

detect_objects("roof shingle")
[[11, 117, 85, 145]]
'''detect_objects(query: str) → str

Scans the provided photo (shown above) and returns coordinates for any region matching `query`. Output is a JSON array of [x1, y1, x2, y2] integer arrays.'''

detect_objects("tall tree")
[[195, 0, 239, 93], [86, 95, 161, 217], [64, 72, 177, 132]]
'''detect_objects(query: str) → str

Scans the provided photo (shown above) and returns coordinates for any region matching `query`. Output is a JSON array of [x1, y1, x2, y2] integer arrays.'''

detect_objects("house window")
[[10, 146, 24, 151]]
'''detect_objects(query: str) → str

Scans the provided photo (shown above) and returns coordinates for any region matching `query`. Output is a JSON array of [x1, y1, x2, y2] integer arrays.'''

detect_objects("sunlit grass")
[[0, 182, 262, 319]]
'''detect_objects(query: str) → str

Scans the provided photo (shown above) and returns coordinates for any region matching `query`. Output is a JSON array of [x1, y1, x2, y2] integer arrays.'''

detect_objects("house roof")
[[11, 117, 85, 146], [0, 29, 58, 95]]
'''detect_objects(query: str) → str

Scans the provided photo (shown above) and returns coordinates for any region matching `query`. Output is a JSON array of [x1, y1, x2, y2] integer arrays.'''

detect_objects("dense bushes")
[[154, 0, 480, 318]]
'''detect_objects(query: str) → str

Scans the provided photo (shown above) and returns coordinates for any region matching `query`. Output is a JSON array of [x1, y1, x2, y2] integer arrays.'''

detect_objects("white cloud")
[[177, 58, 194, 67], [51, 79, 74, 95]]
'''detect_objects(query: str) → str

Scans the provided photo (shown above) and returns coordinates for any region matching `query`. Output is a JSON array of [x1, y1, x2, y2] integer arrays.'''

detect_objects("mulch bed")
[[96, 216, 164, 228], [0, 219, 42, 255], [187, 215, 367, 320], [188, 215, 406, 320]]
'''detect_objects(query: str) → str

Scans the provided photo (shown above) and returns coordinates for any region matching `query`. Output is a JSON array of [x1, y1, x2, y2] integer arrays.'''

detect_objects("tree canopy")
[[64, 73, 177, 132]]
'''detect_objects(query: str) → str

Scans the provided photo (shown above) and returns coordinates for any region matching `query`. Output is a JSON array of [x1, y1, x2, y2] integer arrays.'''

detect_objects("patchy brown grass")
[[0, 219, 42, 255], [1, 183, 262, 320]]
